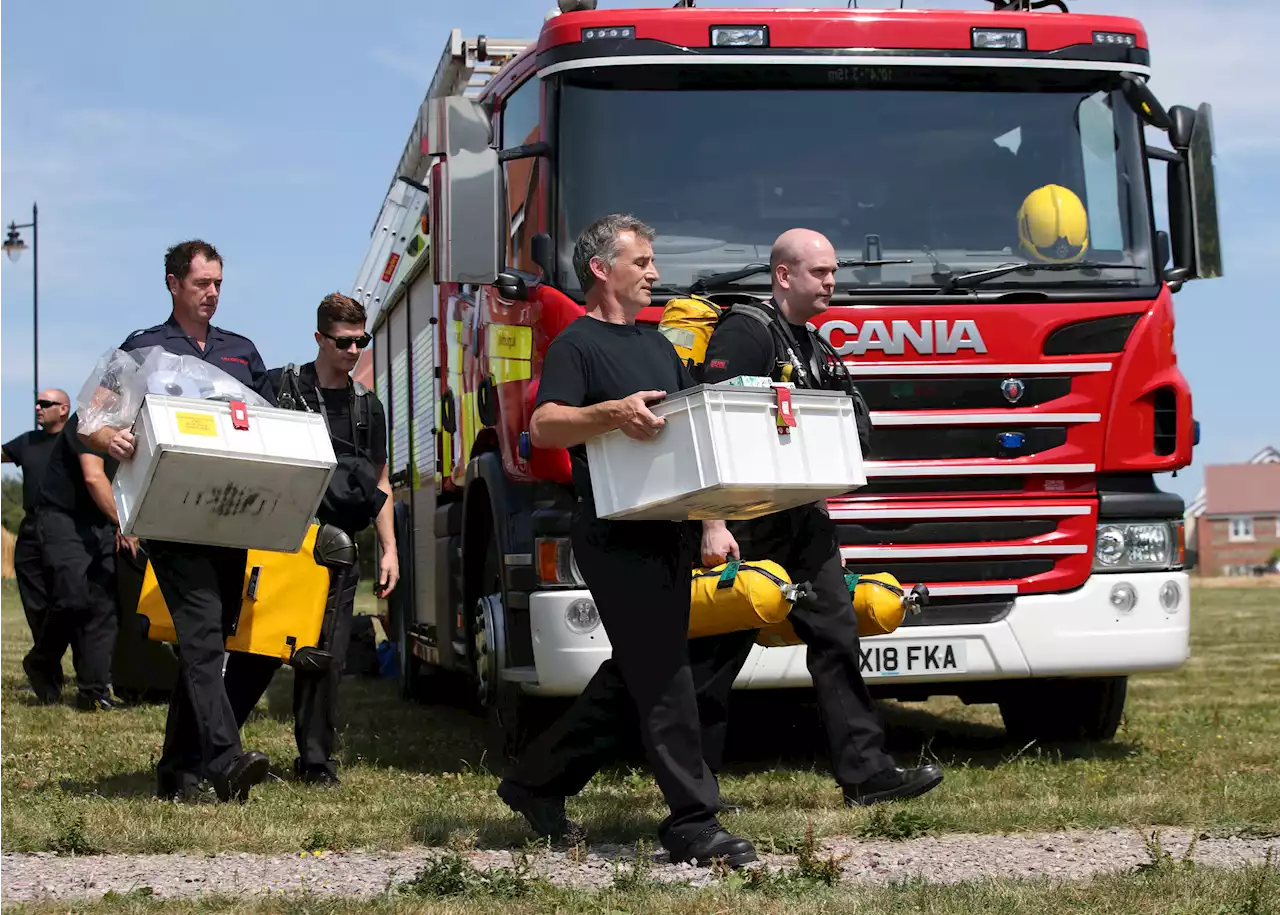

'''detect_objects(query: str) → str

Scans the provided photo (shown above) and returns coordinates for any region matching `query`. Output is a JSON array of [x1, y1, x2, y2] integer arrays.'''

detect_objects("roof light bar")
[[581, 25, 635, 41], [1093, 31, 1136, 47]]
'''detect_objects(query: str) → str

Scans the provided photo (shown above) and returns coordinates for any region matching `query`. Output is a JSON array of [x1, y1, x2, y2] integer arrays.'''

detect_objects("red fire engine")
[[349, 0, 1223, 755]]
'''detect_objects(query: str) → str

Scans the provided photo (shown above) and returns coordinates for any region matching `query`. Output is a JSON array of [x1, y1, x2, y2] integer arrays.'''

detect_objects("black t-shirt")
[[35, 413, 119, 525], [702, 301, 873, 454], [274, 363, 387, 466], [2, 429, 60, 512], [536, 315, 694, 509], [702, 302, 814, 386]]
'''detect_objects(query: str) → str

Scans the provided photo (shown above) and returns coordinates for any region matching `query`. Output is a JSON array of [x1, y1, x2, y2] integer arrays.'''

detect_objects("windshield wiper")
[[688, 257, 915, 294], [935, 261, 1142, 294]]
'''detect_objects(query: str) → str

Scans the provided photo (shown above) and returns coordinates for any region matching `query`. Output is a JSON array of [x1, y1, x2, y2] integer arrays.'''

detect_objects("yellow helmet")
[[1017, 184, 1089, 263]]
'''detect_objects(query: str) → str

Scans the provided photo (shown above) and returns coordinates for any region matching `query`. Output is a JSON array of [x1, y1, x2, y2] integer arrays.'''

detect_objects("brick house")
[[1187, 447, 1280, 576]]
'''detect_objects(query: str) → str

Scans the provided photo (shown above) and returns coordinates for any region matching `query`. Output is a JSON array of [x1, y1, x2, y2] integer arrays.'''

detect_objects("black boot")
[[667, 823, 758, 869], [497, 779, 586, 844], [844, 764, 944, 806], [212, 751, 271, 803]]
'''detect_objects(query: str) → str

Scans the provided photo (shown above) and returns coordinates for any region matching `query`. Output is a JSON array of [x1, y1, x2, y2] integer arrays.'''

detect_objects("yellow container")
[[687, 559, 807, 639], [137, 524, 332, 666], [756, 572, 927, 646]]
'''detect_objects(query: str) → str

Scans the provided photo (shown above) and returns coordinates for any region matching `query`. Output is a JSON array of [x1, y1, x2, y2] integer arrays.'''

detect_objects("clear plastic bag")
[[76, 345, 271, 436]]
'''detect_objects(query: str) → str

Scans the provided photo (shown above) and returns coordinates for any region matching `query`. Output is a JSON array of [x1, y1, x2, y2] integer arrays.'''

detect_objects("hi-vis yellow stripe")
[[491, 357, 532, 384], [488, 325, 532, 383], [488, 325, 532, 360]]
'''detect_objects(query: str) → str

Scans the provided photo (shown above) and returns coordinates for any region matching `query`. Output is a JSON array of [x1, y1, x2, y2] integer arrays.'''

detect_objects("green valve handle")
[[717, 559, 741, 590]]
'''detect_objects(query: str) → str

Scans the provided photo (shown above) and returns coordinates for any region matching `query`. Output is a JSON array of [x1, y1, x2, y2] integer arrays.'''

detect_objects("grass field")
[[2, 580, 1278, 858]]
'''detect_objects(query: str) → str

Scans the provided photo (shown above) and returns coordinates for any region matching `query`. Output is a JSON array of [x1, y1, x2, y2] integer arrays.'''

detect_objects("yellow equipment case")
[[687, 561, 929, 645], [756, 572, 929, 647], [134, 523, 357, 671], [687, 560, 811, 639]]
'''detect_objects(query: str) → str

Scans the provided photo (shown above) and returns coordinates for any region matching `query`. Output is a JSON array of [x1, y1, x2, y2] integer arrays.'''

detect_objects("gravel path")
[[3, 828, 1276, 902]]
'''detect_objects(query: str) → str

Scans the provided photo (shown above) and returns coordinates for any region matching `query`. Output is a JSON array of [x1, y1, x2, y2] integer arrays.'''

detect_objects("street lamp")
[[2, 203, 39, 429]]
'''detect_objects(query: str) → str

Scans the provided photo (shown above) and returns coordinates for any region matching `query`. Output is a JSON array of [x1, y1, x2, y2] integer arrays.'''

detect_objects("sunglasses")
[[322, 332, 372, 351], [35, 399, 62, 408]]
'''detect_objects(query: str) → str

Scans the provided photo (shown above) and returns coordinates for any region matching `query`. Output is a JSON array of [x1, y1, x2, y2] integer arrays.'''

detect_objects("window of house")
[[1228, 517, 1254, 542]]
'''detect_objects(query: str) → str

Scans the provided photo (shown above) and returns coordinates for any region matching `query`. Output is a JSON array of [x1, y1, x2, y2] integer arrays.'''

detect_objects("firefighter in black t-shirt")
[[29, 411, 129, 710], [698, 228, 944, 806], [224, 293, 399, 786], [494, 214, 757, 870], [3, 388, 72, 701]]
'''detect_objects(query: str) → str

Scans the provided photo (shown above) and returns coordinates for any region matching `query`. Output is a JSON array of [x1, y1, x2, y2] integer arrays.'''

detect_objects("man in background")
[[3, 389, 72, 702], [225, 292, 398, 785], [30, 408, 126, 711]]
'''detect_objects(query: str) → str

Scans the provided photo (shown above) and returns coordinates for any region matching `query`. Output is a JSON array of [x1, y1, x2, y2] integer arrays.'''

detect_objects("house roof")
[[1203, 461, 1280, 516], [1188, 445, 1280, 518]]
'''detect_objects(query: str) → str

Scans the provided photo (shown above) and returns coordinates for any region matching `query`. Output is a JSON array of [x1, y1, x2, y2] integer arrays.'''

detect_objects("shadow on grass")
[[57, 769, 158, 799], [712, 690, 1142, 779]]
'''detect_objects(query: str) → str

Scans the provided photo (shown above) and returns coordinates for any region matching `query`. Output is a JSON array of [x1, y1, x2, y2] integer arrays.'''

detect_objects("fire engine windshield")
[[553, 66, 1157, 296]]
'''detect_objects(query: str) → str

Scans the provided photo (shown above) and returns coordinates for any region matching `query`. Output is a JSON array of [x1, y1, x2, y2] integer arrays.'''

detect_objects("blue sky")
[[2, 0, 1276, 505]]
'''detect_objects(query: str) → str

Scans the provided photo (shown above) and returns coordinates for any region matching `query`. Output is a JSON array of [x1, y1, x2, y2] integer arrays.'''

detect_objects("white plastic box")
[[113, 394, 337, 552], [585, 383, 866, 521]]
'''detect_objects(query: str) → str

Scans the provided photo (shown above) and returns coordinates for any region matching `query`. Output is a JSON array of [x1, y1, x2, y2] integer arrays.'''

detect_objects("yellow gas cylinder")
[[688, 559, 810, 639], [756, 572, 929, 646]]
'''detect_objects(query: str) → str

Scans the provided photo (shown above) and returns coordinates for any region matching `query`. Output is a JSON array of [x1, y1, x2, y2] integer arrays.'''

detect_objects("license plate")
[[859, 639, 967, 677]]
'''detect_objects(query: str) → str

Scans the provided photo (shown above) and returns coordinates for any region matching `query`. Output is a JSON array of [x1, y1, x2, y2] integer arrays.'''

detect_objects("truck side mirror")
[[1162, 103, 1224, 286], [495, 271, 529, 301], [1186, 103, 1223, 280], [429, 97, 501, 286]]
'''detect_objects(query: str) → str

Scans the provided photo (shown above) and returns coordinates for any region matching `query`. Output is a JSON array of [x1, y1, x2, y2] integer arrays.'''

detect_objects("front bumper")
[[522, 571, 1190, 697]]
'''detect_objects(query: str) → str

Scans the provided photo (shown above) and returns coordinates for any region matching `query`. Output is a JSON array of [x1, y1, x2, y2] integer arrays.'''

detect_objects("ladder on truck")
[[350, 29, 531, 315]]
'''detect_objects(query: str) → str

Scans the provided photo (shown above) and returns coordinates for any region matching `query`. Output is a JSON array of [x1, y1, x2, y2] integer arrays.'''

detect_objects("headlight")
[[565, 599, 600, 634], [1093, 521, 1184, 572]]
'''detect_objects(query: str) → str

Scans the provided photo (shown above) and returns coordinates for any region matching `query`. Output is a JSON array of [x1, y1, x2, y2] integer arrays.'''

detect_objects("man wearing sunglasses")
[[224, 292, 398, 786], [3, 389, 72, 702]]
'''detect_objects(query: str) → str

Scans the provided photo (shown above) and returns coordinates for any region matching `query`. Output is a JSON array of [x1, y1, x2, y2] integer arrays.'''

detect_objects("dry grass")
[[2, 581, 1278, 855]]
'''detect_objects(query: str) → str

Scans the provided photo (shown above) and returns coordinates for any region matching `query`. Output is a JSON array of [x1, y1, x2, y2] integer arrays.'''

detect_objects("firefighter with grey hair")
[[495, 213, 758, 869]]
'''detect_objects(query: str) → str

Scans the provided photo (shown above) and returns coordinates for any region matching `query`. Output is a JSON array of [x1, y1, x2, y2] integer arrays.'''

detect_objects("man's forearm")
[[529, 401, 621, 449], [374, 486, 395, 553], [84, 474, 119, 526]]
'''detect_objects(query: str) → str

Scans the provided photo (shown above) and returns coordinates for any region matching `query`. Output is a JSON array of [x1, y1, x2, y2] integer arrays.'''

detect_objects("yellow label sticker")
[[175, 412, 218, 437]]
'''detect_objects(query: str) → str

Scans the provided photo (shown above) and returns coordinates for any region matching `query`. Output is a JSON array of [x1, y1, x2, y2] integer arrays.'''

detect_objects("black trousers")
[[147, 540, 248, 791], [504, 515, 721, 849], [710, 504, 895, 787], [223, 562, 362, 776], [15, 515, 68, 694], [33, 509, 117, 700]]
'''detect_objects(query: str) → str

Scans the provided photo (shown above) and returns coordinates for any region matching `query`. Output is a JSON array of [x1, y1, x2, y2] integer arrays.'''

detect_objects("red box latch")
[[230, 401, 250, 431], [774, 385, 796, 435]]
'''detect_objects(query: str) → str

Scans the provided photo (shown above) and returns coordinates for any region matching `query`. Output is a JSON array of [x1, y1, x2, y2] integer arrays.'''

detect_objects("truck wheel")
[[998, 676, 1128, 742], [474, 538, 564, 765]]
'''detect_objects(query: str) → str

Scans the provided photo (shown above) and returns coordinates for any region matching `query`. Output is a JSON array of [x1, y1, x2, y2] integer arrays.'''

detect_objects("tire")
[[475, 536, 564, 766], [998, 676, 1128, 742]]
